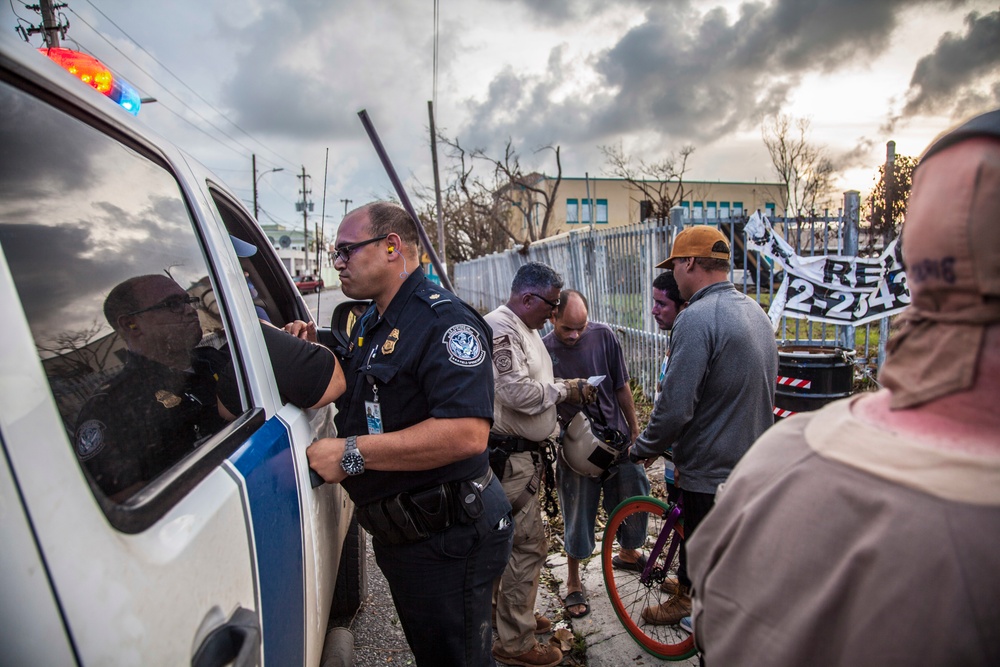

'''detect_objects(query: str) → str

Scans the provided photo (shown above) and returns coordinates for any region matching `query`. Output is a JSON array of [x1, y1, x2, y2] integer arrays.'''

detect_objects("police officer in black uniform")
[[308, 202, 513, 667], [75, 274, 228, 500]]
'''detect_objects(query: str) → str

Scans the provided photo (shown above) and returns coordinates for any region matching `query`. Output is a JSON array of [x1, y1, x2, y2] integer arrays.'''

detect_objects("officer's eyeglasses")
[[530, 293, 560, 309], [334, 235, 389, 263], [127, 295, 201, 317]]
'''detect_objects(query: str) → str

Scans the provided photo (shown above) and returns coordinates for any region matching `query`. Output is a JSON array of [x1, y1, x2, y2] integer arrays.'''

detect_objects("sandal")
[[562, 590, 590, 618]]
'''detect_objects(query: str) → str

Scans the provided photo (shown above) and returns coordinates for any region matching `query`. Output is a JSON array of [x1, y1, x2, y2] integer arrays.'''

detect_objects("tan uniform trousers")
[[494, 450, 549, 654]]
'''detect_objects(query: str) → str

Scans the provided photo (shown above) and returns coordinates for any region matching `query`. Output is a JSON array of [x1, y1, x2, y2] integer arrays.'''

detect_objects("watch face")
[[341, 450, 365, 476]]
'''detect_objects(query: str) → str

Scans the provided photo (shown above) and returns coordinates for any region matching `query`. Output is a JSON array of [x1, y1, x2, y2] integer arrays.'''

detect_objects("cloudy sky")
[[5, 0, 998, 230]]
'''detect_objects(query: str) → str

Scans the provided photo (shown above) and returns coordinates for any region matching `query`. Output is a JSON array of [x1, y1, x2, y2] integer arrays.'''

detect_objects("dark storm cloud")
[[216, 1, 431, 142], [458, 0, 971, 152], [902, 10, 1000, 118], [494, 0, 648, 23]]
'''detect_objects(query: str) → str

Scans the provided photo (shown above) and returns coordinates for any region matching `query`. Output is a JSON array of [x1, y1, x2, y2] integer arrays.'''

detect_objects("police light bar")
[[39, 47, 141, 116]]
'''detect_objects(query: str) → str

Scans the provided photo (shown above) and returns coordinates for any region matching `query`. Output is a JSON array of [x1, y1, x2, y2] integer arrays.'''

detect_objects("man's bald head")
[[551, 290, 589, 346]]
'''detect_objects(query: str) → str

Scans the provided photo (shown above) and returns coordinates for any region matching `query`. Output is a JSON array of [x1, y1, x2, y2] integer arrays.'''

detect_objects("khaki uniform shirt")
[[484, 305, 565, 442]]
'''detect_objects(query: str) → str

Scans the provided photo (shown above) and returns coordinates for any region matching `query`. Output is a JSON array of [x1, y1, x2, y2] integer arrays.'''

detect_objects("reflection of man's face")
[[127, 276, 202, 366], [652, 288, 680, 331], [552, 294, 588, 346]]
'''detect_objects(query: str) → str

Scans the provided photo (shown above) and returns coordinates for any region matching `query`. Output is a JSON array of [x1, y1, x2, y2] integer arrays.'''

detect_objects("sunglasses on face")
[[334, 235, 389, 263], [127, 295, 201, 317], [530, 292, 560, 309]]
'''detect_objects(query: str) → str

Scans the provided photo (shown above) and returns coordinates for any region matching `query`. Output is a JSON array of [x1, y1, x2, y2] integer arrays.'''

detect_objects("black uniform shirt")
[[74, 349, 229, 499], [334, 269, 494, 506], [216, 322, 337, 416]]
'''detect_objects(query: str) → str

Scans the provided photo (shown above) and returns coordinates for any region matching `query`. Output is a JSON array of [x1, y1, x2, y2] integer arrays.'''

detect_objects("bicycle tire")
[[602, 495, 696, 661]]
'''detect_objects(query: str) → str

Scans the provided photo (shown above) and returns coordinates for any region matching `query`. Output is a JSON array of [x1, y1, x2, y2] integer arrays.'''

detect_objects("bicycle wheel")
[[602, 495, 696, 661]]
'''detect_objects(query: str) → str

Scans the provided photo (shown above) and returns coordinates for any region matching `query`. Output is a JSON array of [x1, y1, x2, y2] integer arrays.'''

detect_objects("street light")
[[252, 153, 284, 219]]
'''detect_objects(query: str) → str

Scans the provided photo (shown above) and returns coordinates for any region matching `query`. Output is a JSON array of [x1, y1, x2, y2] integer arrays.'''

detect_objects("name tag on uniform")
[[365, 401, 383, 434]]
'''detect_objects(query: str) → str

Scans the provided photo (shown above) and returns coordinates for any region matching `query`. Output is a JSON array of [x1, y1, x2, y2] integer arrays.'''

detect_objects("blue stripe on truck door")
[[230, 416, 304, 665]]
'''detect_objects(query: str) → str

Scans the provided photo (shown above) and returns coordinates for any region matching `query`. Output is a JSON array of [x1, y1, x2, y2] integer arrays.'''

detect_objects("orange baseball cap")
[[655, 225, 731, 268]]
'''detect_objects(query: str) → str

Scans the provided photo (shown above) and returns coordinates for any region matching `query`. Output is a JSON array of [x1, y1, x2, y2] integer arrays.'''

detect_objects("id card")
[[365, 401, 383, 434]]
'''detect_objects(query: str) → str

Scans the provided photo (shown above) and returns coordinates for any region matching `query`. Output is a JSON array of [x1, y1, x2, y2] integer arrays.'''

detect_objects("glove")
[[562, 378, 598, 405]]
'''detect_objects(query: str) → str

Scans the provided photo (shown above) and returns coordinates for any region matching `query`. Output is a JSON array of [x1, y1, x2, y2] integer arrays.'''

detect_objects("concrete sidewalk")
[[539, 543, 699, 666], [535, 456, 699, 667]]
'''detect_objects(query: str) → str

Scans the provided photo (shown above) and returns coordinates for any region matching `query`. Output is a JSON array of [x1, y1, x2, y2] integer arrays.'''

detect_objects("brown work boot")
[[492, 610, 551, 634], [534, 612, 553, 634], [660, 574, 679, 596], [492, 640, 563, 667], [641, 585, 691, 626]]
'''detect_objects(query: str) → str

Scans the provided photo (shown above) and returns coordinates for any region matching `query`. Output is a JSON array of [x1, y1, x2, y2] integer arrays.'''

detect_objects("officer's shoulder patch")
[[493, 334, 511, 349], [416, 288, 454, 312], [493, 347, 514, 375], [75, 419, 106, 460], [442, 323, 486, 367]]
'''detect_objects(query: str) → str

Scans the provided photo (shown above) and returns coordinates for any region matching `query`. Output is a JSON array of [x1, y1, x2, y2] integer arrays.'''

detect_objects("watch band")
[[341, 435, 365, 476]]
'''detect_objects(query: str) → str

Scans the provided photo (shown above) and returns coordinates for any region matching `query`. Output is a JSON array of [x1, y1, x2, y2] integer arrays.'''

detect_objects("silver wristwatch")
[[340, 435, 365, 476]]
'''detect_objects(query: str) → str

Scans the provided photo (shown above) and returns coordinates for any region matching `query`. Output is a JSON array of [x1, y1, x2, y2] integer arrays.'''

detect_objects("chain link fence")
[[453, 197, 891, 400]]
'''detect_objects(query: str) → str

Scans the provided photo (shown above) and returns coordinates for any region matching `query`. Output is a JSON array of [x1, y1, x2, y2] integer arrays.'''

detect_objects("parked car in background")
[[0, 32, 364, 666], [294, 274, 325, 294]]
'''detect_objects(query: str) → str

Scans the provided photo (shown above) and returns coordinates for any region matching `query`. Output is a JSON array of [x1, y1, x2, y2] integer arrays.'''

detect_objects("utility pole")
[[252, 154, 283, 220], [340, 198, 353, 217], [428, 101, 447, 275], [22, 0, 68, 47], [252, 154, 259, 219], [40, 0, 62, 48], [298, 167, 312, 276]]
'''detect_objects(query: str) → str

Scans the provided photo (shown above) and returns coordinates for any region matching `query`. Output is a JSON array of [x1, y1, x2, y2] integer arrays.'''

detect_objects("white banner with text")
[[743, 212, 910, 328]]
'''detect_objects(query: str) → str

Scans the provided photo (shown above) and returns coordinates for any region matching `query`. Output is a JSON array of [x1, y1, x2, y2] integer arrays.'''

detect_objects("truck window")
[[0, 80, 234, 506]]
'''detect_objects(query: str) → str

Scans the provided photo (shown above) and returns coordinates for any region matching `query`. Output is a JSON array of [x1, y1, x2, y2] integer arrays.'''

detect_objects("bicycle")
[[601, 493, 697, 661]]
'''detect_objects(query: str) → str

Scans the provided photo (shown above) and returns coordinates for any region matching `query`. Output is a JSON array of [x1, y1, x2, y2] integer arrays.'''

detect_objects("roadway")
[[300, 284, 353, 331]]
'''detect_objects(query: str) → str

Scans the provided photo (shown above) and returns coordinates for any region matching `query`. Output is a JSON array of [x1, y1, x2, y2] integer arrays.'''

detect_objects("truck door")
[[0, 69, 303, 665]]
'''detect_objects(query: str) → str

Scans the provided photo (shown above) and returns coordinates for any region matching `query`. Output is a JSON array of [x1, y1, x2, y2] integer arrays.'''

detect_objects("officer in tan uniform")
[[485, 262, 595, 667]]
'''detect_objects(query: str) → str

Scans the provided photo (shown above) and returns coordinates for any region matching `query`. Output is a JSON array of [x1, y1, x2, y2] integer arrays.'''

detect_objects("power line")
[[79, 0, 296, 170]]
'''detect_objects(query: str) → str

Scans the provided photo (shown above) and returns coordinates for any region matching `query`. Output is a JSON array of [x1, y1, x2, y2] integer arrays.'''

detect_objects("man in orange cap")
[[687, 109, 1000, 665], [627, 225, 778, 628]]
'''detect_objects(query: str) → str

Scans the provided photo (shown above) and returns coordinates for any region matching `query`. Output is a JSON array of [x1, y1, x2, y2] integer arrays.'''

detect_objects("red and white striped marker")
[[773, 406, 796, 419], [776, 375, 812, 389]]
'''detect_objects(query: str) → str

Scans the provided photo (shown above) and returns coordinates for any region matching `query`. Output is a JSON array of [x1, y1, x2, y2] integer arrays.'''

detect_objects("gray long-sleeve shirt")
[[632, 280, 778, 494]]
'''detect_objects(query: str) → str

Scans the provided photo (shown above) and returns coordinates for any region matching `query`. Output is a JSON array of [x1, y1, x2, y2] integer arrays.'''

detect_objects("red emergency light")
[[39, 47, 141, 115]]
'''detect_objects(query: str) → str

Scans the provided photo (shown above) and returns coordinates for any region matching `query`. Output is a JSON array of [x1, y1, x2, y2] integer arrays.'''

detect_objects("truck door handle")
[[191, 606, 260, 667]]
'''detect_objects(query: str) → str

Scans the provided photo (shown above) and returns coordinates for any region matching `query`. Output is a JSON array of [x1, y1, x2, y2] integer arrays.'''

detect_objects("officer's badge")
[[155, 389, 183, 408], [75, 419, 106, 460], [429, 293, 441, 300], [382, 328, 400, 355], [443, 324, 485, 367]]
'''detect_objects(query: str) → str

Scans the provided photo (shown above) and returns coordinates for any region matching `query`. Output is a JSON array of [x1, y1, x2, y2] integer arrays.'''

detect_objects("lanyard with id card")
[[365, 383, 383, 435], [364, 324, 399, 436]]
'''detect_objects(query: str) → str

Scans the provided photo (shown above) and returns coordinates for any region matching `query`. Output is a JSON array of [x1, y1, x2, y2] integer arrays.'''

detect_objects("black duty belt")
[[488, 433, 542, 453], [356, 467, 493, 547]]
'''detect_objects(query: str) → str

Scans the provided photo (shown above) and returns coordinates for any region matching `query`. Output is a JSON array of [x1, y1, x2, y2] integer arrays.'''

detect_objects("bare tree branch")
[[761, 114, 836, 217], [599, 141, 695, 221]]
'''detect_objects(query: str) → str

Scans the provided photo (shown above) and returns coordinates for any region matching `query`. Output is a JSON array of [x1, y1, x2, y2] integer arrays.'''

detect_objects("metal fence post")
[[838, 191, 860, 351], [670, 206, 685, 232]]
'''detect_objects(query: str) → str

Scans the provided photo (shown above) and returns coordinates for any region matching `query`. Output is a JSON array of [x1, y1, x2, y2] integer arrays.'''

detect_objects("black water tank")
[[775, 346, 855, 418]]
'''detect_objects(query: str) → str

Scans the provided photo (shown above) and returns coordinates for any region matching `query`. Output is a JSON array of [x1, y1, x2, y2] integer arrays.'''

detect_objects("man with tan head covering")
[[687, 109, 1000, 666]]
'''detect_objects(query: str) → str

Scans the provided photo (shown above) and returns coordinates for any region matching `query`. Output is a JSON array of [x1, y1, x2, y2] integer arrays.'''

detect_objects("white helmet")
[[560, 410, 628, 478]]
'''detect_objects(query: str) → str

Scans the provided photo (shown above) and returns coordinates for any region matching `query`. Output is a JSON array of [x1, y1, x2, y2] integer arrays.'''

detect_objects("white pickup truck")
[[0, 31, 363, 666]]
